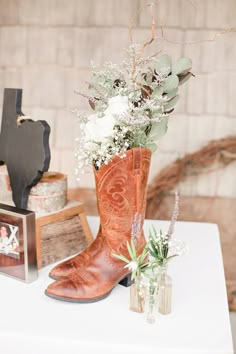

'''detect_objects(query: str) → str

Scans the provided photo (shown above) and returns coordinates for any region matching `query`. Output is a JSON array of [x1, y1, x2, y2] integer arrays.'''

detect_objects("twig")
[[74, 90, 97, 103], [158, 27, 236, 46], [136, 3, 156, 62]]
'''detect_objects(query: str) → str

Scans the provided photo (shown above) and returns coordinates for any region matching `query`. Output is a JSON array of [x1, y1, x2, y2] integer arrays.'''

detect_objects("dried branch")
[[136, 3, 156, 61], [74, 90, 97, 103], [129, 2, 159, 44], [129, 1, 236, 55], [158, 27, 236, 46]]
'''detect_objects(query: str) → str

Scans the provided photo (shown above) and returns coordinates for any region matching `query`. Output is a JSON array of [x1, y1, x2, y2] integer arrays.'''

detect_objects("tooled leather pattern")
[[98, 163, 133, 232], [96, 151, 151, 256], [69, 267, 94, 283]]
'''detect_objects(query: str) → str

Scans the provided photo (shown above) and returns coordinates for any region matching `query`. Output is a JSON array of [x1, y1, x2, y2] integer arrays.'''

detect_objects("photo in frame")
[[0, 203, 37, 283]]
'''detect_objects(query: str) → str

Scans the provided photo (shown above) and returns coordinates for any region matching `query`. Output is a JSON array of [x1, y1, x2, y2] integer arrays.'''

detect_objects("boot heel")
[[119, 274, 133, 287]]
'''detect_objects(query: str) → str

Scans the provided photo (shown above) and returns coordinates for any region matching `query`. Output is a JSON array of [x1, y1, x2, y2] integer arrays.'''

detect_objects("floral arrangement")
[[113, 192, 185, 282], [147, 191, 185, 270], [74, 42, 193, 173]]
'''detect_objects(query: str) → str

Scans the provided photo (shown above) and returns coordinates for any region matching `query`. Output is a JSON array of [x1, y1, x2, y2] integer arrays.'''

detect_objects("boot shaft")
[[94, 147, 151, 253]]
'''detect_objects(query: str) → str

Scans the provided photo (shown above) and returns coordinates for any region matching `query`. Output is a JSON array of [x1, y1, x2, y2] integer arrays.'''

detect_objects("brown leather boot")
[[45, 147, 151, 302], [49, 146, 148, 281]]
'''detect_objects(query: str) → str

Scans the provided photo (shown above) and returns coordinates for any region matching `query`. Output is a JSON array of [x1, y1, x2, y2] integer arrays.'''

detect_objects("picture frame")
[[0, 203, 37, 283]]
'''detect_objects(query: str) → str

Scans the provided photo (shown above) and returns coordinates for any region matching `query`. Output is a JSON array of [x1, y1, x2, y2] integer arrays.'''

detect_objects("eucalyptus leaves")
[[74, 44, 193, 172]]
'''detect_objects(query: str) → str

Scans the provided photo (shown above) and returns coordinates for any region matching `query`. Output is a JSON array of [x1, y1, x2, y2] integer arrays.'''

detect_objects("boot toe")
[[45, 279, 75, 301]]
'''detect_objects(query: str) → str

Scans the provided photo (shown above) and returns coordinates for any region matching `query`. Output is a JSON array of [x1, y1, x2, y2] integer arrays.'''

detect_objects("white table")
[[0, 217, 234, 354]]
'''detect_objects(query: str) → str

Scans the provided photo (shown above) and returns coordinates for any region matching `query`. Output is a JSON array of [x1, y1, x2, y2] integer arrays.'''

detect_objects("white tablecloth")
[[0, 217, 234, 354]]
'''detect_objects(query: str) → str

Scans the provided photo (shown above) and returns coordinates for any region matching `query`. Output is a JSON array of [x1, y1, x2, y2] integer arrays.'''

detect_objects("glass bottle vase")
[[158, 266, 172, 315], [129, 276, 145, 313], [145, 276, 158, 324]]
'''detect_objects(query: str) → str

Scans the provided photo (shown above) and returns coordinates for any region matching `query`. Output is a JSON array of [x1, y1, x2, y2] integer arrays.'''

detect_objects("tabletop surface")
[[0, 217, 234, 354]]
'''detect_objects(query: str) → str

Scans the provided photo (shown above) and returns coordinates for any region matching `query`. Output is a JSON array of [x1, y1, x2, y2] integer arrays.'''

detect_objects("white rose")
[[84, 113, 115, 143], [105, 95, 129, 117]]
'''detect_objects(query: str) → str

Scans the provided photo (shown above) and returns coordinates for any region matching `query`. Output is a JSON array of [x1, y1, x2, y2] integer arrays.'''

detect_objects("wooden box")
[[35, 200, 93, 269]]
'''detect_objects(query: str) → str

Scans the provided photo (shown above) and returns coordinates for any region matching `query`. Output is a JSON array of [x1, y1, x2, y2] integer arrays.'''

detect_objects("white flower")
[[104, 95, 129, 117], [83, 96, 129, 143], [124, 260, 138, 272], [84, 113, 115, 143]]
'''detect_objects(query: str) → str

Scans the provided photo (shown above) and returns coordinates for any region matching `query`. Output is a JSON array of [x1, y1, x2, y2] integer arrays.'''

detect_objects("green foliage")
[[164, 88, 178, 100], [179, 72, 193, 85], [172, 58, 192, 76], [148, 118, 168, 141], [112, 240, 149, 281], [164, 95, 180, 111], [163, 74, 179, 93], [155, 54, 172, 75], [146, 142, 158, 153]]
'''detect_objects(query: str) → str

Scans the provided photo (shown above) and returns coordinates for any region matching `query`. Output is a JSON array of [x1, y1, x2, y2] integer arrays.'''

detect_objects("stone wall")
[[0, 0, 236, 196]]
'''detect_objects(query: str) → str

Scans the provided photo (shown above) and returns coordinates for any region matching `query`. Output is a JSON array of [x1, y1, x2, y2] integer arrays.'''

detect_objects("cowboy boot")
[[49, 145, 143, 281], [45, 147, 151, 302]]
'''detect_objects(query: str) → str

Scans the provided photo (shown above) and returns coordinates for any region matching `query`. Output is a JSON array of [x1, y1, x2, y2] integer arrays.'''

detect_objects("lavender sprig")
[[166, 190, 179, 240]]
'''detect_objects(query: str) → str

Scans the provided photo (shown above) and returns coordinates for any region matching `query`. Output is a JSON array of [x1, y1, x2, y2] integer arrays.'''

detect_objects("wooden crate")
[[35, 200, 93, 269]]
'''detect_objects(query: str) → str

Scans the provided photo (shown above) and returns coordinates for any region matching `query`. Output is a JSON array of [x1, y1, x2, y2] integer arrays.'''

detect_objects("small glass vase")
[[158, 265, 172, 315], [145, 276, 158, 324], [129, 276, 146, 313]]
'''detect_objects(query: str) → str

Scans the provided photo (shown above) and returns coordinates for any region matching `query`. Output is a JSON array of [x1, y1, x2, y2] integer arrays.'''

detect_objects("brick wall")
[[0, 0, 236, 196]]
